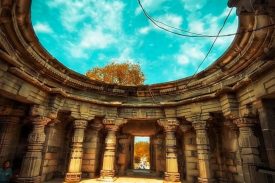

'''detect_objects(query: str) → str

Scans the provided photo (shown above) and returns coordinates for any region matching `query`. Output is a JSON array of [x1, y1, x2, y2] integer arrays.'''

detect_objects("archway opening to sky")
[[32, 0, 238, 84], [134, 136, 150, 170]]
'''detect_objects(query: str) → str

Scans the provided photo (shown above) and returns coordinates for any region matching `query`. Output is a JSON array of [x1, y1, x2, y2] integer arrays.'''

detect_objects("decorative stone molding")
[[103, 118, 127, 131], [65, 119, 88, 183], [157, 118, 179, 132], [17, 116, 51, 183]]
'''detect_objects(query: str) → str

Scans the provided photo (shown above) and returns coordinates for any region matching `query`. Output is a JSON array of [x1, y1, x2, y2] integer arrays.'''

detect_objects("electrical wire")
[[181, 8, 234, 90], [137, 0, 275, 38]]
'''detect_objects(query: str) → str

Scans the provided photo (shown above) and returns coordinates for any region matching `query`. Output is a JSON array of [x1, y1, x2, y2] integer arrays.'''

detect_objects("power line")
[[137, 0, 275, 38], [181, 8, 233, 90]]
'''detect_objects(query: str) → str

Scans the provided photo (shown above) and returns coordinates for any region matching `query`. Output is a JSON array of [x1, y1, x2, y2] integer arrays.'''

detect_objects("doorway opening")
[[134, 136, 150, 170]]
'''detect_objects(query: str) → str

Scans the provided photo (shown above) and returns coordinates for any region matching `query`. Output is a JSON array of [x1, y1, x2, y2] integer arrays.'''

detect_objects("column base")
[[88, 172, 96, 178], [99, 170, 116, 182], [16, 176, 41, 183], [98, 176, 117, 182], [64, 172, 82, 183], [164, 172, 181, 183], [198, 177, 216, 183]]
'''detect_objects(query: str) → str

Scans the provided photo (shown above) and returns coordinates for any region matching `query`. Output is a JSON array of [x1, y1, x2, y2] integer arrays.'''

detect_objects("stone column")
[[65, 119, 88, 183], [158, 118, 180, 183], [234, 117, 267, 183], [193, 120, 214, 183], [153, 136, 163, 175], [99, 118, 127, 182], [83, 119, 102, 178], [225, 121, 244, 183], [117, 135, 130, 175], [180, 124, 197, 183], [254, 100, 275, 170], [0, 116, 20, 164], [17, 116, 51, 183]]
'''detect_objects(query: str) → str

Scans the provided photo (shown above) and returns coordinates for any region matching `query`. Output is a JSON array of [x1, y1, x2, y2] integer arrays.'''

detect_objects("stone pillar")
[[83, 119, 102, 178], [180, 124, 197, 183], [117, 135, 130, 175], [99, 118, 127, 182], [193, 120, 214, 183], [0, 116, 20, 164], [254, 100, 275, 170], [153, 136, 163, 175], [17, 116, 51, 183], [65, 119, 88, 183], [225, 121, 245, 183], [234, 117, 267, 183], [158, 118, 180, 183]]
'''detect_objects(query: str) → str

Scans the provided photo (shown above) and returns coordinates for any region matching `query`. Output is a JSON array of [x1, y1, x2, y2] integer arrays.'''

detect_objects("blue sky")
[[31, 0, 238, 84], [135, 136, 150, 143]]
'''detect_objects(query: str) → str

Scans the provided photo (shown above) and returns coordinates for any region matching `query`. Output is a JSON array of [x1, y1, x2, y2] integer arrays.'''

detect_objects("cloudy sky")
[[32, 0, 238, 84]]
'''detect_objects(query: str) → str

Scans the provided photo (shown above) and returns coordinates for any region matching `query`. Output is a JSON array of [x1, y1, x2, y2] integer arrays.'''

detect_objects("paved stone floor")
[[46, 177, 163, 183]]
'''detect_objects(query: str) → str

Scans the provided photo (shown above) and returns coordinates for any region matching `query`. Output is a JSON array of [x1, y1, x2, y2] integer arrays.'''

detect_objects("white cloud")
[[138, 26, 152, 35], [175, 43, 205, 65], [47, 0, 125, 32], [79, 29, 115, 49], [47, 0, 128, 59], [138, 14, 182, 35], [65, 27, 116, 58], [33, 23, 53, 34], [158, 14, 183, 28], [181, 0, 207, 11], [135, 0, 167, 15]]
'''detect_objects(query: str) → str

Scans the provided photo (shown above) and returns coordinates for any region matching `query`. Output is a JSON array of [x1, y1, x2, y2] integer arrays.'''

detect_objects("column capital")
[[73, 119, 88, 129], [103, 118, 127, 131], [30, 116, 51, 126], [157, 118, 179, 131], [224, 120, 238, 131], [192, 120, 208, 131], [233, 117, 258, 128]]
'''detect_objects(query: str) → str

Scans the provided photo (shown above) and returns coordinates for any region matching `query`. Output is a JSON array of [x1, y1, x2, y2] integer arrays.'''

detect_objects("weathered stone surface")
[[0, 0, 274, 183]]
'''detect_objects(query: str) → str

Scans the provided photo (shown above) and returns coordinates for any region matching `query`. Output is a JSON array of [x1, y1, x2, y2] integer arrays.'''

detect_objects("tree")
[[134, 141, 150, 163], [86, 62, 145, 86]]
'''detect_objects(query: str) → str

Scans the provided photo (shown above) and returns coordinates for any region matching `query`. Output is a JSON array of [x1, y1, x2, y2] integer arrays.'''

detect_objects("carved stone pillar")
[[17, 116, 51, 183], [65, 119, 88, 183], [83, 119, 102, 178], [99, 118, 127, 182], [180, 124, 196, 183], [225, 121, 245, 183], [0, 116, 20, 164], [193, 120, 214, 183], [234, 117, 267, 183], [158, 118, 180, 183]]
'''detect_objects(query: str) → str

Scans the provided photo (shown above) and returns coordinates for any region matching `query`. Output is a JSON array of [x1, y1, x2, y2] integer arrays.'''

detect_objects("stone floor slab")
[[46, 177, 163, 183]]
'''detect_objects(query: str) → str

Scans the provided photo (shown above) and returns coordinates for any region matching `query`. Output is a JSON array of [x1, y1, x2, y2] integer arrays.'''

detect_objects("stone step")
[[125, 169, 160, 178]]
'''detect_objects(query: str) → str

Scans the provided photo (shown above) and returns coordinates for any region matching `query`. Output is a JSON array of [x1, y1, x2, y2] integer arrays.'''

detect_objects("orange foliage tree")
[[134, 141, 150, 163], [86, 62, 145, 86]]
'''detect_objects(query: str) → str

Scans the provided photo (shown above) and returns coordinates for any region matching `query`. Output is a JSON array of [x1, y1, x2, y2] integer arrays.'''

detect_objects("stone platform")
[[46, 177, 163, 183]]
